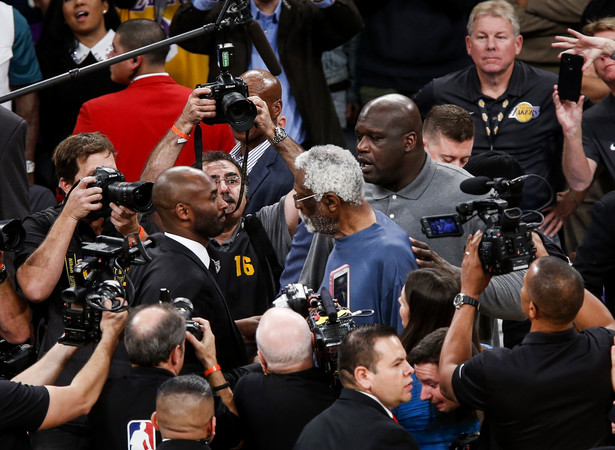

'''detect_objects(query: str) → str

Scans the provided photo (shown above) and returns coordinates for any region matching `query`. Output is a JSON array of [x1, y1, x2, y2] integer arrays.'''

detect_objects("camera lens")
[[106, 181, 153, 213], [0, 219, 26, 251], [221, 91, 257, 132], [171, 297, 195, 320]]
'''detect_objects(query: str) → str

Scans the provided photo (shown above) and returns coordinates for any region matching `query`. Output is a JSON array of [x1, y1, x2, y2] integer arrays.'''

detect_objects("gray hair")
[[256, 308, 313, 372], [295, 145, 363, 206], [125, 303, 186, 367], [467, 0, 520, 37]]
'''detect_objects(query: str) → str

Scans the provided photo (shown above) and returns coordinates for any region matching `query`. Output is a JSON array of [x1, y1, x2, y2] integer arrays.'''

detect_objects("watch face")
[[453, 293, 464, 308]]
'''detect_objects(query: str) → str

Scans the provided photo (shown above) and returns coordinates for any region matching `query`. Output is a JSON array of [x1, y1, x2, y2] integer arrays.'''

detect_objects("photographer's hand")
[[188, 317, 237, 414], [109, 203, 143, 237], [187, 317, 218, 369], [140, 87, 217, 183], [460, 231, 491, 299], [63, 176, 103, 222], [18, 175, 103, 303], [249, 95, 276, 139], [175, 86, 217, 133]]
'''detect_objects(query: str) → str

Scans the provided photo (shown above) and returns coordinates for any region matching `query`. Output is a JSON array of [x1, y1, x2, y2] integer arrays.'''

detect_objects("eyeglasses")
[[293, 193, 318, 205], [211, 175, 241, 186]]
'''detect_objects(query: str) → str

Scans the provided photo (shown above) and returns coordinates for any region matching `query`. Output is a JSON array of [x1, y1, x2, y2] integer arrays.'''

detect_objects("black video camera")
[[61, 234, 151, 346], [421, 195, 540, 275], [197, 43, 257, 132], [0, 219, 25, 252], [457, 198, 538, 275], [275, 284, 358, 388], [86, 167, 153, 219], [159, 289, 203, 341]]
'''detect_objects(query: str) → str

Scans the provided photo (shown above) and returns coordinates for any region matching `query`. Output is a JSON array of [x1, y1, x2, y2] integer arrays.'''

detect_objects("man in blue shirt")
[[293, 145, 417, 330]]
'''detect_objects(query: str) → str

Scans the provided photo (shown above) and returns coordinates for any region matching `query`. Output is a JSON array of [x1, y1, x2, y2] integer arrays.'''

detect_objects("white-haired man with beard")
[[293, 145, 417, 330]]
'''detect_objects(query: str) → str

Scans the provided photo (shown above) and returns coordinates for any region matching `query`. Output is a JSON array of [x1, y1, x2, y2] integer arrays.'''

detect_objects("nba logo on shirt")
[[127, 420, 156, 450]]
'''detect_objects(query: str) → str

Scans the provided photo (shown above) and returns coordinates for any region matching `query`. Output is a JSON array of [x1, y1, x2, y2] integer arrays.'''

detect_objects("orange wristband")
[[204, 364, 221, 377], [138, 226, 145, 240], [171, 125, 190, 142]]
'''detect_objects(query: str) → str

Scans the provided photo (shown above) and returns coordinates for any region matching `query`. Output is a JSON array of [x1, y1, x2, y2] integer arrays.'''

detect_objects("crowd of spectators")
[[3, 0, 615, 448]]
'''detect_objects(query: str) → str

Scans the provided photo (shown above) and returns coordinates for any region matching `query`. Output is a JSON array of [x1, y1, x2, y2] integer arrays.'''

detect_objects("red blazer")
[[73, 74, 234, 181]]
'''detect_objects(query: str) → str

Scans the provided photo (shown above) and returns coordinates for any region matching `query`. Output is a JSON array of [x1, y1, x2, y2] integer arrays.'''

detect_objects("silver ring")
[[465, 251, 470, 255]]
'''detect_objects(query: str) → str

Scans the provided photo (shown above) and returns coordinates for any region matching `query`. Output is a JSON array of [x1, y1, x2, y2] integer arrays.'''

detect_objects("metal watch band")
[[269, 126, 287, 145]]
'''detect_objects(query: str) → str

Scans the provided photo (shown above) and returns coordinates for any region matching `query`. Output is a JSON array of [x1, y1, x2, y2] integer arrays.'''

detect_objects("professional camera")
[[275, 284, 359, 387], [421, 175, 542, 275], [61, 234, 152, 346], [0, 218, 25, 251], [158, 289, 204, 341], [197, 43, 257, 132], [0, 339, 37, 378], [86, 167, 153, 218]]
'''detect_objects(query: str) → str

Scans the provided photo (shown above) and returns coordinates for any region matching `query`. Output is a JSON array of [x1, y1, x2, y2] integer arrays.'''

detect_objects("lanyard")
[[477, 98, 508, 151]]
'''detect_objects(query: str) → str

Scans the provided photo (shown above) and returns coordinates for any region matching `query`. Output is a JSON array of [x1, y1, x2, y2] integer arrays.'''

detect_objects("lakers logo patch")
[[508, 102, 540, 123]]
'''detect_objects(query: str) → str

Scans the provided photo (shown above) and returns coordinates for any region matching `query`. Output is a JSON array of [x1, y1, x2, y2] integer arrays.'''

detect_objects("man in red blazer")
[[73, 19, 234, 182]]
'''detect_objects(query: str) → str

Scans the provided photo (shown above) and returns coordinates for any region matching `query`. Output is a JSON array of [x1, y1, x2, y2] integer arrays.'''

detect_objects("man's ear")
[[270, 99, 282, 120], [257, 350, 270, 374], [354, 365, 372, 391], [170, 344, 183, 366], [175, 202, 192, 221], [208, 415, 217, 438], [151, 411, 159, 430], [528, 301, 538, 320], [321, 193, 340, 213], [58, 177, 74, 196], [402, 131, 417, 153]]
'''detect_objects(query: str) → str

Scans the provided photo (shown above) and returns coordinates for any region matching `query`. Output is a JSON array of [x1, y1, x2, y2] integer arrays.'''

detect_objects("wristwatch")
[[0, 265, 7, 285], [269, 126, 288, 145], [26, 160, 35, 174], [453, 293, 480, 310]]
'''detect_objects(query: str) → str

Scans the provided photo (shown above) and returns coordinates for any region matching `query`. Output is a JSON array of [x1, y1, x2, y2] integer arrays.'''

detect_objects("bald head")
[[359, 94, 423, 143], [241, 69, 282, 118], [355, 94, 425, 191], [152, 166, 226, 237], [256, 308, 313, 373]]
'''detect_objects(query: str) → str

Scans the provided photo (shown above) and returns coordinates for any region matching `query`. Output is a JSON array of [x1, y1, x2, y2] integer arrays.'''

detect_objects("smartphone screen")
[[329, 265, 350, 309]]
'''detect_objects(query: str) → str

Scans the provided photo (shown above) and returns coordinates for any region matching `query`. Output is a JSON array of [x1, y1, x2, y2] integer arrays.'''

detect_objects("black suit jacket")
[[244, 145, 294, 215], [131, 234, 247, 371], [293, 388, 418, 450], [170, 0, 363, 148], [0, 107, 29, 220], [234, 367, 337, 450]]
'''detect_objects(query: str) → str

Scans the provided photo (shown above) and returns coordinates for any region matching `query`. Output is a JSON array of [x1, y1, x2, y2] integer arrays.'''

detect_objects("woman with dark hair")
[[394, 268, 480, 450], [399, 268, 460, 352], [35, 0, 123, 189]]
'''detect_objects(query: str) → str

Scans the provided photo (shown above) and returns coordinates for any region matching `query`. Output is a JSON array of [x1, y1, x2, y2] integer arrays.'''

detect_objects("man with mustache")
[[292, 145, 417, 329], [200, 151, 298, 348]]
